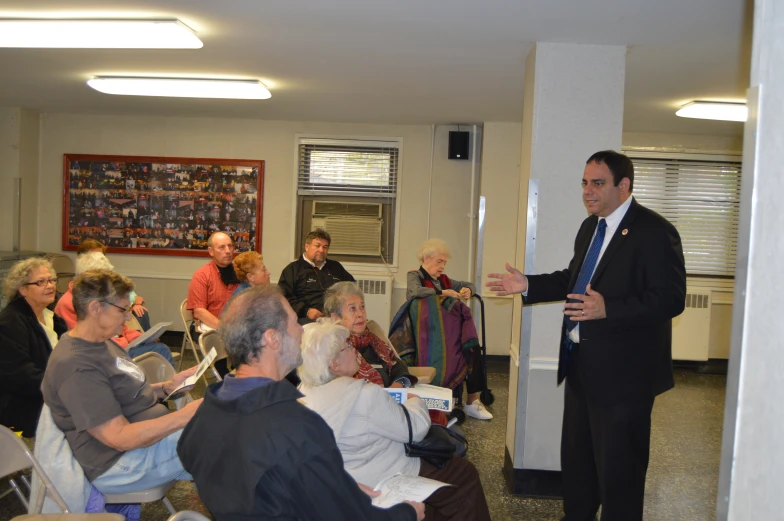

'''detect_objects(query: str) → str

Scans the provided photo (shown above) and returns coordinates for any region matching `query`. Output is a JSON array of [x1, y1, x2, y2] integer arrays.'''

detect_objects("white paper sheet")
[[127, 321, 172, 348], [165, 347, 216, 400], [372, 473, 452, 509]]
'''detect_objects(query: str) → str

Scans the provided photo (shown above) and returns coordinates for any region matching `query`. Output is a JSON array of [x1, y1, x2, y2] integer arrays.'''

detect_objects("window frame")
[[291, 134, 404, 272], [624, 149, 742, 279]]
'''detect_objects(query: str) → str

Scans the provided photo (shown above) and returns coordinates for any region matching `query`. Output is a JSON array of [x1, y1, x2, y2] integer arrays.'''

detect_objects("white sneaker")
[[464, 401, 493, 420]]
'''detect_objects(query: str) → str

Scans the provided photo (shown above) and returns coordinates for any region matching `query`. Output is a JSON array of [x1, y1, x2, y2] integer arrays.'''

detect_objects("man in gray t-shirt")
[[43, 334, 169, 480]]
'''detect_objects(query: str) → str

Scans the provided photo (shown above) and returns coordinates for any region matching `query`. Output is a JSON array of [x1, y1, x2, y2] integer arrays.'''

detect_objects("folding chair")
[[177, 300, 206, 385], [366, 320, 436, 384], [132, 352, 193, 408], [198, 330, 228, 381], [165, 511, 211, 521], [0, 425, 116, 520]]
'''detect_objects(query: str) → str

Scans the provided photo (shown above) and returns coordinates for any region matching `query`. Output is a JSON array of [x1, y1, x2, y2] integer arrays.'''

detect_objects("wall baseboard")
[[503, 447, 563, 498]]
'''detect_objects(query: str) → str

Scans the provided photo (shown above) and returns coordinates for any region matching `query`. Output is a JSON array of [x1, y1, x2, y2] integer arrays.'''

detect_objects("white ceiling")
[[0, 0, 750, 136]]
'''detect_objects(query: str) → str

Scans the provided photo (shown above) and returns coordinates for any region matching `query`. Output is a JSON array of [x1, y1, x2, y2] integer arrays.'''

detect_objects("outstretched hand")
[[486, 263, 528, 296]]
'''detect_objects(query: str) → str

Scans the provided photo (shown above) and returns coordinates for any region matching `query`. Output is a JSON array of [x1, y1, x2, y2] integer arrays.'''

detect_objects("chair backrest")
[[180, 299, 193, 327], [199, 330, 227, 362], [0, 425, 71, 513], [133, 352, 176, 384], [0, 425, 34, 478]]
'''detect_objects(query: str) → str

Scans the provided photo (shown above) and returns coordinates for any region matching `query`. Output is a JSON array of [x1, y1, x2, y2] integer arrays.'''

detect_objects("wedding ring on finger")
[[581, 310, 585, 316]]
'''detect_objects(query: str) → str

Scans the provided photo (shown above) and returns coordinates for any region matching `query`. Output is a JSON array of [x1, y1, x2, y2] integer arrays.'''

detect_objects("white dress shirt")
[[568, 195, 634, 343]]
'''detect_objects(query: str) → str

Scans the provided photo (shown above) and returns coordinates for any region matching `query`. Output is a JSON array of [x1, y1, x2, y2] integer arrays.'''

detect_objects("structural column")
[[504, 42, 625, 495]]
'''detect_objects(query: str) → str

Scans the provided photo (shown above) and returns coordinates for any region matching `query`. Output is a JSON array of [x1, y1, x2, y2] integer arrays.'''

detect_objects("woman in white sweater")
[[298, 320, 491, 521]]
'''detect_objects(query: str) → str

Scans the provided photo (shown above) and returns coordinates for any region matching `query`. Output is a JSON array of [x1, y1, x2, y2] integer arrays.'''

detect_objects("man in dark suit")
[[487, 150, 686, 521]]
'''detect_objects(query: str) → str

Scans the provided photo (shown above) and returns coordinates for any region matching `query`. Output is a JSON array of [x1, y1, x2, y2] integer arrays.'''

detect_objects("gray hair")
[[220, 285, 288, 368], [323, 281, 365, 318], [76, 252, 114, 276], [297, 319, 350, 386], [72, 270, 134, 321], [417, 239, 451, 264], [3, 258, 56, 301]]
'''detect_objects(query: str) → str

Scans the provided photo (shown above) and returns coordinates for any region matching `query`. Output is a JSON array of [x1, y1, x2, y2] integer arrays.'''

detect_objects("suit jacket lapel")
[[591, 198, 640, 285]]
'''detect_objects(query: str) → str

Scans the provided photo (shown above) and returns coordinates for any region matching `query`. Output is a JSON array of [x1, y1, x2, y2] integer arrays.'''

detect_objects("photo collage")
[[65, 158, 261, 254]]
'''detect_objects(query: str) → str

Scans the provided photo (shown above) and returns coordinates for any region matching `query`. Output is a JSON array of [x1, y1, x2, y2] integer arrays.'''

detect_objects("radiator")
[[354, 275, 394, 334], [671, 291, 712, 361]]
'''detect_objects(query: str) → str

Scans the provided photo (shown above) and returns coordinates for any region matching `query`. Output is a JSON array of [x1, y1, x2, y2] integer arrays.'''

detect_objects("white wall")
[[35, 114, 476, 328], [0, 107, 22, 251]]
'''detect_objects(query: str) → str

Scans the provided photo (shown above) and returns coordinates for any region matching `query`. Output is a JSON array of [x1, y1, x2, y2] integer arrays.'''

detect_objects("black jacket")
[[279, 257, 354, 319], [178, 379, 415, 521], [0, 297, 67, 436], [526, 199, 686, 405]]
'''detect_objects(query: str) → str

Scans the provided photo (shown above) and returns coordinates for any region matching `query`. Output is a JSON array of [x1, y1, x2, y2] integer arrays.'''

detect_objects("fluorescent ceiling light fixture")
[[0, 19, 202, 48], [676, 101, 747, 122], [87, 76, 271, 99]]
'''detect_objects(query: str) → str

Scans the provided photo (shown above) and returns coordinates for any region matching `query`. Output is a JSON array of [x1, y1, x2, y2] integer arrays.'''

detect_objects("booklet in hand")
[[372, 473, 452, 508], [127, 322, 172, 349], [165, 347, 217, 401]]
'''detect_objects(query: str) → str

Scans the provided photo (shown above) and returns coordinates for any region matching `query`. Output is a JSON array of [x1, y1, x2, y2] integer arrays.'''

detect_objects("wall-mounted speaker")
[[448, 131, 470, 160]]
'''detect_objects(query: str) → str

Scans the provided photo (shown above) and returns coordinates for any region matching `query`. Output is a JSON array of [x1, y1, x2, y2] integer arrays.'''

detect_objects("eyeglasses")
[[104, 301, 133, 314], [24, 277, 58, 287]]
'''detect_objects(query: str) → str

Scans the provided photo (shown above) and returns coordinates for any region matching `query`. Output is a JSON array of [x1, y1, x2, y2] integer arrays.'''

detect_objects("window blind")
[[297, 139, 399, 198], [631, 157, 741, 277]]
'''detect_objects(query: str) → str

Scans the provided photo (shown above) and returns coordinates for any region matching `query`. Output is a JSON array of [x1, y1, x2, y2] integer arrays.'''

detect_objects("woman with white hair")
[[406, 239, 491, 421], [406, 239, 476, 301], [54, 252, 174, 364], [0, 257, 67, 436], [298, 320, 491, 521]]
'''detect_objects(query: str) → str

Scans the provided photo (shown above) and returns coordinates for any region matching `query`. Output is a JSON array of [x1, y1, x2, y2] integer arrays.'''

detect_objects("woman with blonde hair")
[[0, 257, 67, 436]]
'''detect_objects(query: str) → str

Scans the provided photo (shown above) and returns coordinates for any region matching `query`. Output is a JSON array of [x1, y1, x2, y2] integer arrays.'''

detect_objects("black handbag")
[[400, 405, 468, 469]]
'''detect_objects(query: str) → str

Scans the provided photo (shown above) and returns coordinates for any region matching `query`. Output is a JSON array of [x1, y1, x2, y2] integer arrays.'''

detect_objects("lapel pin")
[[622, 228, 628, 236]]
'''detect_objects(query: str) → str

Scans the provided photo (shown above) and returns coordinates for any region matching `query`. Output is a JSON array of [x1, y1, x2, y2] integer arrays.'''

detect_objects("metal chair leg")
[[162, 495, 177, 515]]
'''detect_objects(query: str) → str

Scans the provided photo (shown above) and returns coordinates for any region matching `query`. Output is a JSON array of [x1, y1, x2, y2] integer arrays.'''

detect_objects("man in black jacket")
[[279, 228, 355, 325], [488, 151, 686, 521], [177, 285, 423, 521]]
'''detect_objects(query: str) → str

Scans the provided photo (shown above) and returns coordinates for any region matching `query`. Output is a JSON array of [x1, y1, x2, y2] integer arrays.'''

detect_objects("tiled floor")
[[1, 351, 726, 521]]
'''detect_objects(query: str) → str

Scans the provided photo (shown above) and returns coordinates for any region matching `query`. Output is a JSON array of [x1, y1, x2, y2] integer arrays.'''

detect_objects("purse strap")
[[399, 404, 413, 444]]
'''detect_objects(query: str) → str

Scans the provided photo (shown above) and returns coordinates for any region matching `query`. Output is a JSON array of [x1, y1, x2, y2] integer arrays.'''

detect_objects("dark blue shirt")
[[215, 374, 274, 400]]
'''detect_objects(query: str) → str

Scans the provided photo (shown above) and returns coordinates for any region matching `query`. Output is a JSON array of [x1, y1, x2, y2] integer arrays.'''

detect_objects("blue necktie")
[[564, 218, 607, 333]]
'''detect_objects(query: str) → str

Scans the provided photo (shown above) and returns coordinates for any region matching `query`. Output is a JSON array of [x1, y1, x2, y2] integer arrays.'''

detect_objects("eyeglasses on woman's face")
[[24, 277, 58, 288], [103, 301, 133, 314]]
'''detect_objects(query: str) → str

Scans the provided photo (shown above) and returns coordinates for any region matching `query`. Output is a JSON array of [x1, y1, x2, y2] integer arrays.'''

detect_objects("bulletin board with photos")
[[62, 154, 264, 257]]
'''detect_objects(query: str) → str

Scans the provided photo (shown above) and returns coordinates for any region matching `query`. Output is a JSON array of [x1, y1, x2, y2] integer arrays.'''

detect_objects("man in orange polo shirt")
[[187, 231, 240, 362]]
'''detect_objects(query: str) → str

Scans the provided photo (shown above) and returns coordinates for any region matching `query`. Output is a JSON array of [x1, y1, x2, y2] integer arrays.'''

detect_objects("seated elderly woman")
[[42, 269, 201, 491], [55, 252, 174, 364], [298, 320, 491, 521], [324, 281, 416, 388], [77, 238, 152, 331], [0, 258, 67, 437], [405, 238, 491, 421]]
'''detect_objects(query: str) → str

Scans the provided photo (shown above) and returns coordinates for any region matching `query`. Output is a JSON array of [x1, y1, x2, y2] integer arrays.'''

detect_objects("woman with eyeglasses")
[[42, 269, 201, 494], [0, 257, 67, 437]]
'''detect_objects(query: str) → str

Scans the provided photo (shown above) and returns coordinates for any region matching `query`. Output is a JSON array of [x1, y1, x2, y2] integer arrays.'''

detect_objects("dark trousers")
[[418, 456, 491, 521], [561, 347, 655, 521]]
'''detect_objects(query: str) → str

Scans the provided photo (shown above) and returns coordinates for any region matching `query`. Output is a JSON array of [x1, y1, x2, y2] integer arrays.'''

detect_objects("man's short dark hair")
[[305, 228, 331, 247], [220, 285, 288, 368], [586, 150, 634, 192]]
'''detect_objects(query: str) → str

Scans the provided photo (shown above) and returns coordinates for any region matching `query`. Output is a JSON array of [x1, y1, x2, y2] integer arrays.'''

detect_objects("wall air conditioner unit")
[[311, 201, 383, 256], [671, 291, 711, 361], [353, 275, 394, 333]]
